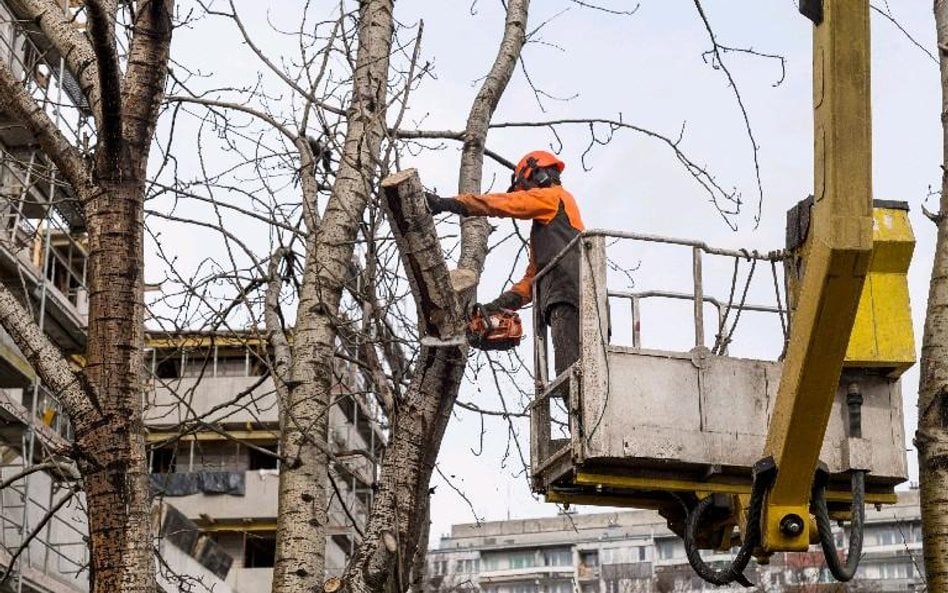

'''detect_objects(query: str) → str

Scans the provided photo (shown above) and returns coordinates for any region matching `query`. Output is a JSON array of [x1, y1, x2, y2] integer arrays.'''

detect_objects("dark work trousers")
[[548, 303, 579, 377]]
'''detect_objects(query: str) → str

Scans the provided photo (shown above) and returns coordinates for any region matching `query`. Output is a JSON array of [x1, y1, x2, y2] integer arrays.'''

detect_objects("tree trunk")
[[76, 171, 151, 593], [342, 170, 467, 593], [340, 4, 529, 591], [271, 2, 395, 591], [0, 0, 171, 590], [917, 3, 948, 591]]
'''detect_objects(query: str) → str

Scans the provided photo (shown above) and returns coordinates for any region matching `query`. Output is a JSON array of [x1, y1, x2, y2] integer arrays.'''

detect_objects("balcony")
[[479, 566, 576, 582], [153, 470, 279, 522], [0, 386, 71, 457], [577, 565, 600, 580], [227, 567, 273, 593], [145, 375, 280, 427]]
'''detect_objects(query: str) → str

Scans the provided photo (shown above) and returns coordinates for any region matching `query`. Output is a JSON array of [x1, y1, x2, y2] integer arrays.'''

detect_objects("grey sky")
[[153, 1, 940, 544]]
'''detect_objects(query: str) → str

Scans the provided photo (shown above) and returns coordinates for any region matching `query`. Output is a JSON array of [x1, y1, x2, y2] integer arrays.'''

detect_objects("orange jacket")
[[457, 186, 585, 305]]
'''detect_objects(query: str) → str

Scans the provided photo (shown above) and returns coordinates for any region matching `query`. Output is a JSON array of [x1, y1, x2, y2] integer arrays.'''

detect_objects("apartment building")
[[428, 491, 925, 593], [143, 331, 384, 592], [0, 2, 243, 592]]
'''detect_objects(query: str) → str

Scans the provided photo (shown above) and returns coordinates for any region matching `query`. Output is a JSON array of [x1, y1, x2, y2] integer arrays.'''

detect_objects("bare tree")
[[0, 0, 173, 591], [917, 3, 948, 591], [152, 4, 750, 593]]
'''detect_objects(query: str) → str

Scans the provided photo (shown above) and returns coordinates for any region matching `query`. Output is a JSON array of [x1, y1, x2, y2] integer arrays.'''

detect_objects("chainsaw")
[[421, 304, 523, 350]]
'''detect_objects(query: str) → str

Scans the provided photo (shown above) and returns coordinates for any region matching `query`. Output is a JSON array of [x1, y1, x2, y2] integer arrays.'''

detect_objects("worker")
[[426, 150, 585, 376]]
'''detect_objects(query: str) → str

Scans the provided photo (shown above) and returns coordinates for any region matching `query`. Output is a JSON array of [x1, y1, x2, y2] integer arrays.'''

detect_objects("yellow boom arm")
[[762, 0, 873, 551]]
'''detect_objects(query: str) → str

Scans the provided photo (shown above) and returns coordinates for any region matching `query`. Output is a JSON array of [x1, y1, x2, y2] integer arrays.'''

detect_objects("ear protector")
[[508, 157, 554, 192]]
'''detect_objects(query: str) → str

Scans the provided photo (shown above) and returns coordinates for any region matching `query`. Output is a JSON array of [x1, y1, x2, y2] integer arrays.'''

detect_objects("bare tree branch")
[[85, 0, 124, 153], [693, 0, 763, 227], [0, 283, 93, 425], [0, 60, 95, 198]]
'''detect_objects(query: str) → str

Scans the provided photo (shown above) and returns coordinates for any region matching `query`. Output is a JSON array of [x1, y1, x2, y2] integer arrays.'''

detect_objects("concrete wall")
[[156, 539, 235, 593], [164, 470, 280, 522], [228, 566, 272, 592], [145, 376, 280, 426], [0, 459, 89, 591]]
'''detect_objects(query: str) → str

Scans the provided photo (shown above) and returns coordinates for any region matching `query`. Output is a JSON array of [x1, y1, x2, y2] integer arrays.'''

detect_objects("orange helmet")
[[509, 150, 565, 191]]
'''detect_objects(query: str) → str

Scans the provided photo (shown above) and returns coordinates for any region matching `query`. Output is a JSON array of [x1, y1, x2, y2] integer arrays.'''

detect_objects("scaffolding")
[[0, 0, 93, 591]]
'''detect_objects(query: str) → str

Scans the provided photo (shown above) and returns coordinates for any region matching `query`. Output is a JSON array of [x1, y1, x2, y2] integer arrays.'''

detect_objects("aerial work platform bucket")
[[530, 214, 913, 525]]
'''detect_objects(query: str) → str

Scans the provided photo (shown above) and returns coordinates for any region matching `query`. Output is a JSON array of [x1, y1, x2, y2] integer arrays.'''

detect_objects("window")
[[601, 546, 642, 564], [509, 551, 536, 569], [155, 356, 181, 379], [482, 555, 503, 571], [656, 540, 680, 560], [215, 355, 248, 377], [151, 447, 177, 473], [880, 562, 913, 580], [544, 548, 572, 567], [455, 559, 478, 573], [579, 550, 599, 567], [248, 444, 279, 470], [549, 581, 572, 593], [244, 533, 276, 568]]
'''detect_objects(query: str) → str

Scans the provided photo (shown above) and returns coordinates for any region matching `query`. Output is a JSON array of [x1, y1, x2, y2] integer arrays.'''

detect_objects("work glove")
[[426, 192, 467, 216], [482, 291, 524, 313]]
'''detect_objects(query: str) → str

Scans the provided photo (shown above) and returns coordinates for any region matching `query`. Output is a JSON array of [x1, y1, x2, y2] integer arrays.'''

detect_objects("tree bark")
[[339, 3, 529, 591], [456, 0, 530, 280], [342, 170, 467, 593], [271, 2, 395, 591], [918, 4, 948, 590], [0, 1, 172, 590]]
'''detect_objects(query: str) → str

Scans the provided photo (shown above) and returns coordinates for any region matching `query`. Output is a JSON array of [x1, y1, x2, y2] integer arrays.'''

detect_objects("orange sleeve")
[[456, 187, 562, 224], [509, 247, 537, 305]]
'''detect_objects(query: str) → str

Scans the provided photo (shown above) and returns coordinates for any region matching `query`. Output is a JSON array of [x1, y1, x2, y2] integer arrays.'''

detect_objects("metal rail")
[[533, 229, 787, 389], [0, 2, 92, 590], [608, 289, 785, 351]]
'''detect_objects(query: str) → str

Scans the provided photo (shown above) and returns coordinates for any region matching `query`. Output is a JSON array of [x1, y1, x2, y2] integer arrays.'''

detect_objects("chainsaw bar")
[[420, 335, 467, 348]]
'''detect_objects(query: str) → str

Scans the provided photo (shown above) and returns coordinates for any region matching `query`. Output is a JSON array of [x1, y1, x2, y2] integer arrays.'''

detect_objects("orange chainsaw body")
[[467, 307, 523, 351]]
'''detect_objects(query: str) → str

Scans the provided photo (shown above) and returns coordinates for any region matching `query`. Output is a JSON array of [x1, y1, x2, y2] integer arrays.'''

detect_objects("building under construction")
[[0, 1, 383, 592], [143, 331, 384, 591]]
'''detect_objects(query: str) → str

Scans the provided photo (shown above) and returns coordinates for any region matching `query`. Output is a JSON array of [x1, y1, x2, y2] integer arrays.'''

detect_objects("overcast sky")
[[156, 1, 941, 545]]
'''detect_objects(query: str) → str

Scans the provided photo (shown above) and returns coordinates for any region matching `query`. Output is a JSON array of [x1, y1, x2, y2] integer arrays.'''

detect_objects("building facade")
[[143, 332, 383, 592], [0, 3, 381, 591], [429, 491, 925, 593], [0, 1, 98, 591]]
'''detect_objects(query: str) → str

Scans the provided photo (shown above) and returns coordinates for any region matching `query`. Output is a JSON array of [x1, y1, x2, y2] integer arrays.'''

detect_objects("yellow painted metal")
[[0, 340, 35, 383], [545, 490, 664, 510], [145, 333, 267, 351], [763, 0, 874, 552], [146, 429, 279, 442], [198, 521, 277, 532], [576, 472, 749, 496], [844, 206, 916, 374], [571, 472, 896, 505]]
